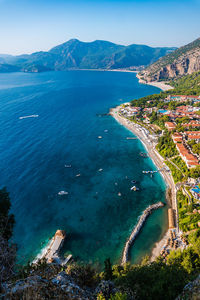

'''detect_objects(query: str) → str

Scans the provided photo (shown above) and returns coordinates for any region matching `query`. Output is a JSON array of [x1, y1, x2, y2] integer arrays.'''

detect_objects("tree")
[[115, 261, 188, 300], [0, 188, 16, 287], [104, 258, 113, 281], [150, 111, 157, 123], [0, 187, 15, 241]]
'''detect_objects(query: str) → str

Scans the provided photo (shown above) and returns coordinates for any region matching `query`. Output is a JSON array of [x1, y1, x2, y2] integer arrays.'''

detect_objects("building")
[[185, 131, 200, 142], [168, 95, 200, 102], [176, 143, 199, 168], [172, 132, 182, 143], [183, 120, 200, 129], [165, 122, 176, 131]]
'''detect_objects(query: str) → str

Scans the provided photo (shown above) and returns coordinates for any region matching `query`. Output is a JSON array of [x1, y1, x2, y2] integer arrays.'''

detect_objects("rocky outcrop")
[[140, 37, 200, 82], [2, 272, 96, 299], [176, 274, 200, 300]]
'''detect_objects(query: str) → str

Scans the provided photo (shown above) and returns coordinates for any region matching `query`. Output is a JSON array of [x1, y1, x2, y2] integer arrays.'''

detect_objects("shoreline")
[[110, 106, 178, 260], [66, 68, 138, 73], [136, 73, 174, 91]]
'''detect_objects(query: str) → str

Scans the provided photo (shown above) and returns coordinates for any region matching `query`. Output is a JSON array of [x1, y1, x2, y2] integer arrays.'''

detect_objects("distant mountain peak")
[[0, 39, 177, 73]]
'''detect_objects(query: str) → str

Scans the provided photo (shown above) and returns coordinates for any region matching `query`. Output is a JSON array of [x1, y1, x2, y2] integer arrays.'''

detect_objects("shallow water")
[[0, 70, 167, 266]]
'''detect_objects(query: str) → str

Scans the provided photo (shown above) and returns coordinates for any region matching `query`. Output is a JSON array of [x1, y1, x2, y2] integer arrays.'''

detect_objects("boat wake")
[[19, 114, 39, 120]]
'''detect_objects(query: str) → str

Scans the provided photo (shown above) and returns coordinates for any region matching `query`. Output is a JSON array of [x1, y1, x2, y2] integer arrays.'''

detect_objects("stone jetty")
[[122, 202, 164, 265], [44, 230, 66, 263], [34, 230, 70, 265]]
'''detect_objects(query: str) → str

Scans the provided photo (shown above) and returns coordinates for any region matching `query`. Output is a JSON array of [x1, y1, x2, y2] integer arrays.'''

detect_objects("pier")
[[121, 202, 164, 265], [34, 230, 71, 265]]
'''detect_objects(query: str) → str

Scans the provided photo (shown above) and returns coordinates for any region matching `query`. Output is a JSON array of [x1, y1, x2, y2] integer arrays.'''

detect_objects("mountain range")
[[140, 37, 200, 82], [0, 39, 176, 73]]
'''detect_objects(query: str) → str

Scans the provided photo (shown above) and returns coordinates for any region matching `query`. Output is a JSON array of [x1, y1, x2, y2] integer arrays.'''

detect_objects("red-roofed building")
[[183, 121, 200, 128], [186, 131, 200, 141], [172, 133, 182, 143], [176, 143, 199, 168], [165, 122, 176, 131]]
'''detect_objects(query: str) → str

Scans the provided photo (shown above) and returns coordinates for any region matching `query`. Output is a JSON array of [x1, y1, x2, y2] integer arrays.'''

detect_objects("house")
[[165, 122, 176, 131], [185, 131, 200, 142], [168, 95, 200, 102], [183, 120, 200, 128], [176, 143, 199, 168], [172, 132, 182, 143]]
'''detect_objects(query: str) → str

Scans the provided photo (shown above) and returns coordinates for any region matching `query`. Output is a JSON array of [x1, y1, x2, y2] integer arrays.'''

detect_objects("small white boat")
[[130, 186, 139, 191], [19, 114, 39, 120], [98, 136, 102, 139], [118, 192, 121, 196], [104, 130, 108, 132], [98, 168, 103, 172], [115, 182, 118, 186], [65, 165, 72, 168], [76, 174, 81, 177], [58, 191, 68, 195]]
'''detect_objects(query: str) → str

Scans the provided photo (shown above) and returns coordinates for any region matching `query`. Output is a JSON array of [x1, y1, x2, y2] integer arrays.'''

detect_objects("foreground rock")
[[176, 275, 200, 300], [2, 271, 95, 299]]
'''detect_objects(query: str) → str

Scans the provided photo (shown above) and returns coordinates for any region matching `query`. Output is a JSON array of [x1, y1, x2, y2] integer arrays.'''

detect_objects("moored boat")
[[58, 191, 68, 195]]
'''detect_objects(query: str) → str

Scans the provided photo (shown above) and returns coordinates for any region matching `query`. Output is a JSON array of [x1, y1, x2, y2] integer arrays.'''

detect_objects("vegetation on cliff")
[[140, 37, 200, 81], [0, 188, 16, 288]]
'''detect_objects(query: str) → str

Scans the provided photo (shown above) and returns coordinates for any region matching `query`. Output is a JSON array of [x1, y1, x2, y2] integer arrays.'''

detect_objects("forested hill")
[[0, 39, 176, 73], [169, 70, 200, 95], [139, 37, 200, 82]]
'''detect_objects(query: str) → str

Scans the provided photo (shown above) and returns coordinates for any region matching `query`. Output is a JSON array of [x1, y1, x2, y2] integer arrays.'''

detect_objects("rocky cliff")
[[140, 37, 200, 82]]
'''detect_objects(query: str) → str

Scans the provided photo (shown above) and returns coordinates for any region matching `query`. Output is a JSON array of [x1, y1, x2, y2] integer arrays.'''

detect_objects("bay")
[[0, 70, 167, 266]]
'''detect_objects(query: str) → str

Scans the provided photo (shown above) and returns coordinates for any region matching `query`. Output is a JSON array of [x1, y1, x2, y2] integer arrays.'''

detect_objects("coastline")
[[110, 106, 178, 260], [68, 68, 138, 73], [136, 73, 174, 91]]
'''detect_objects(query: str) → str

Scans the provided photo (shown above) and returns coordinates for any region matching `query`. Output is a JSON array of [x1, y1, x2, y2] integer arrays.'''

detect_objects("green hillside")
[[170, 70, 200, 95], [0, 39, 176, 73]]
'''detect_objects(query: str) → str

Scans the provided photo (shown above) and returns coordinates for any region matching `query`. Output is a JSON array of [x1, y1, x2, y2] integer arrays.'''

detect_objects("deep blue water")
[[0, 70, 167, 266]]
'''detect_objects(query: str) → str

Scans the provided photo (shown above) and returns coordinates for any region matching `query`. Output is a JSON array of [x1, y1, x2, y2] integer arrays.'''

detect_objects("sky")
[[0, 0, 200, 55]]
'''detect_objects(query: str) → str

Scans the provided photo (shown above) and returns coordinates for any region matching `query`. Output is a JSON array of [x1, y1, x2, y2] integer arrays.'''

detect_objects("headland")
[[136, 73, 174, 91]]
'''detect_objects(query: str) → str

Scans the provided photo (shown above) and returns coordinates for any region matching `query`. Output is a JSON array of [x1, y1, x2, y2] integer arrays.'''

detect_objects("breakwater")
[[122, 202, 164, 265]]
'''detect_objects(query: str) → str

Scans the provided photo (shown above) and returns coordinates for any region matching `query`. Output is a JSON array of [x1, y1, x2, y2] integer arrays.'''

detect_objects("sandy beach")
[[136, 73, 174, 91], [110, 106, 178, 259]]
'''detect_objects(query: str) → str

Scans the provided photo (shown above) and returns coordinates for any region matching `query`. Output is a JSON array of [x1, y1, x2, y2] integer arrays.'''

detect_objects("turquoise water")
[[0, 70, 167, 266]]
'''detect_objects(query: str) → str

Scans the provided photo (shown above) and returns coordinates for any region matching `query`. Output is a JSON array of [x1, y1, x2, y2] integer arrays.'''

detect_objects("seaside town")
[[111, 92, 200, 261]]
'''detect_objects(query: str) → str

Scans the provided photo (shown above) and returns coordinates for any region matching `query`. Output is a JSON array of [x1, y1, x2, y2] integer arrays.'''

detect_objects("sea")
[[0, 70, 167, 267]]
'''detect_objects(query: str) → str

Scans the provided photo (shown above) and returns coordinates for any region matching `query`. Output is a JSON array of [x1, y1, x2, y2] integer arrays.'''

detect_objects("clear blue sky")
[[0, 0, 200, 54]]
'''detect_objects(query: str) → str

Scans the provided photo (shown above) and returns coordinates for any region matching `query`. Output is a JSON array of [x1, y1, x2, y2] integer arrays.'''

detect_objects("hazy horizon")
[[0, 38, 179, 57], [0, 0, 199, 55]]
